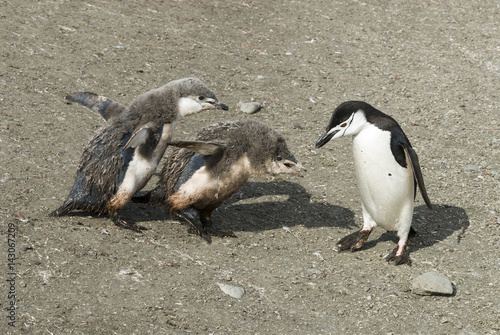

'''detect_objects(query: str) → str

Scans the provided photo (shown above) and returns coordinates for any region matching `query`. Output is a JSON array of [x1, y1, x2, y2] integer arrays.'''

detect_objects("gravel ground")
[[1, 0, 499, 334]]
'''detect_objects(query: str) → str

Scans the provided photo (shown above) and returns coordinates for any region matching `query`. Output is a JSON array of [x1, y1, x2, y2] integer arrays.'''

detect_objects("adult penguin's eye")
[[340, 123, 347, 127]]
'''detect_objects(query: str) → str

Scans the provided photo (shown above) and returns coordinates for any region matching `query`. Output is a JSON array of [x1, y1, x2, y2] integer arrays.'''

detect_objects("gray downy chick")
[[135, 120, 305, 239], [316, 101, 432, 265], [51, 78, 228, 227]]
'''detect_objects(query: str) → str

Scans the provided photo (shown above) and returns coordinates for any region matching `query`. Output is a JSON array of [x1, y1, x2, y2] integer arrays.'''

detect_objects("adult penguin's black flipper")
[[402, 143, 432, 209]]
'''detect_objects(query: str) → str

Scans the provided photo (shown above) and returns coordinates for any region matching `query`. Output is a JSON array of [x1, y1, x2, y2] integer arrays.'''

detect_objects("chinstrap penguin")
[[51, 78, 228, 227], [315, 101, 432, 265], [134, 120, 305, 239]]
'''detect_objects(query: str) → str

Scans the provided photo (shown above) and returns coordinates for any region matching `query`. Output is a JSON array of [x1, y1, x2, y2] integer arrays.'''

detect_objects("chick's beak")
[[284, 160, 306, 177], [204, 98, 229, 111]]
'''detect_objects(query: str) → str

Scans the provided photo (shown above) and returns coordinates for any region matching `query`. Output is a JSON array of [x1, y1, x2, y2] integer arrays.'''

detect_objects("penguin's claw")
[[199, 212, 236, 238], [173, 211, 209, 240], [186, 226, 212, 243], [336, 229, 372, 252], [112, 214, 144, 232], [174, 210, 235, 240], [385, 246, 411, 266], [187, 222, 205, 238]]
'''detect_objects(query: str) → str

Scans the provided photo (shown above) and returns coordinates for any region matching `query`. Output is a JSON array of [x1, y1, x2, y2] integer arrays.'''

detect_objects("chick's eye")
[[277, 156, 283, 161], [340, 123, 347, 127], [198, 96, 205, 101]]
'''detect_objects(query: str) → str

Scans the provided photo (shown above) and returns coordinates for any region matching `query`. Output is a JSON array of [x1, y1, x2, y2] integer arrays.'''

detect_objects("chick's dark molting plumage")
[[140, 120, 305, 238], [51, 78, 228, 225]]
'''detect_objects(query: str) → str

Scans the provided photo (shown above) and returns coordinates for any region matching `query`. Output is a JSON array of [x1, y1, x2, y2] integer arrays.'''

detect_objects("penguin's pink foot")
[[385, 242, 411, 266], [336, 228, 372, 252]]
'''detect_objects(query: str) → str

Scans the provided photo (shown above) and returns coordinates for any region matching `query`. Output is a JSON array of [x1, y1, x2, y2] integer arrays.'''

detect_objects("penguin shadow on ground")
[[217, 181, 355, 233], [54, 209, 151, 231], [126, 180, 355, 234], [361, 204, 469, 252]]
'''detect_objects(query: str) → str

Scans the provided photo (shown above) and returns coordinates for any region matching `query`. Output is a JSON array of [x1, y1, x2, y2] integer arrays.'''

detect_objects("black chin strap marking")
[[341, 114, 355, 137]]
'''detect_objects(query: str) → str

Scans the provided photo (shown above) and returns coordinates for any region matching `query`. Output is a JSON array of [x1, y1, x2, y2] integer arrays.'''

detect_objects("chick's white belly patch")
[[119, 153, 157, 194]]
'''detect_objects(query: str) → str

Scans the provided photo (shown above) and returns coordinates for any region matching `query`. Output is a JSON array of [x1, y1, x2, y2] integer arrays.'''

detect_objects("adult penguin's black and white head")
[[315, 101, 432, 265], [316, 101, 382, 147]]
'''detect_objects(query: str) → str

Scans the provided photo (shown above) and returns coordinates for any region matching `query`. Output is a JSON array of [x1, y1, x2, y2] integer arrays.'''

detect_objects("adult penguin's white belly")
[[352, 124, 415, 231]]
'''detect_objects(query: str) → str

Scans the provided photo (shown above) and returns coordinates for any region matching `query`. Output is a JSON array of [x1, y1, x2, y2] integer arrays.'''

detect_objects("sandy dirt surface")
[[1, 0, 499, 334]]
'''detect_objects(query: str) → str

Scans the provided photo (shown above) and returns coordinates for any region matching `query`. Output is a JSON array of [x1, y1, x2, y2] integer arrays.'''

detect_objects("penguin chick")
[[315, 101, 432, 265], [136, 120, 305, 238], [51, 78, 228, 227]]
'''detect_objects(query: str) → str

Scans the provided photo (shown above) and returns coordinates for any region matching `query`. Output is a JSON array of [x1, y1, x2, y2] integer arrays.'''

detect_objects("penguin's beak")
[[315, 129, 339, 148], [204, 98, 229, 111], [284, 160, 306, 177], [218, 102, 229, 111]]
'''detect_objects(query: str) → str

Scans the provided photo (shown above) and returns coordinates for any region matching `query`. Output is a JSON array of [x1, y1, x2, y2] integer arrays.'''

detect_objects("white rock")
[[307, 268, 322, 275], [217, 283, 245, 299], [412, 271, 454, 296], [59, 25, 76, 33], [237, 101, 262, 114]]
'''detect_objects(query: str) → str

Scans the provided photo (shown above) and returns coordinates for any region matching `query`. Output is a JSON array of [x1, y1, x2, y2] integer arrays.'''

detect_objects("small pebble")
[[237, 101, 262, 114], [119, 269, 133, 275], [412, 271, 454, 296], [217, 283, 245, 299], [307, 268, 322, 275], [59, 25, 76, 33]]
